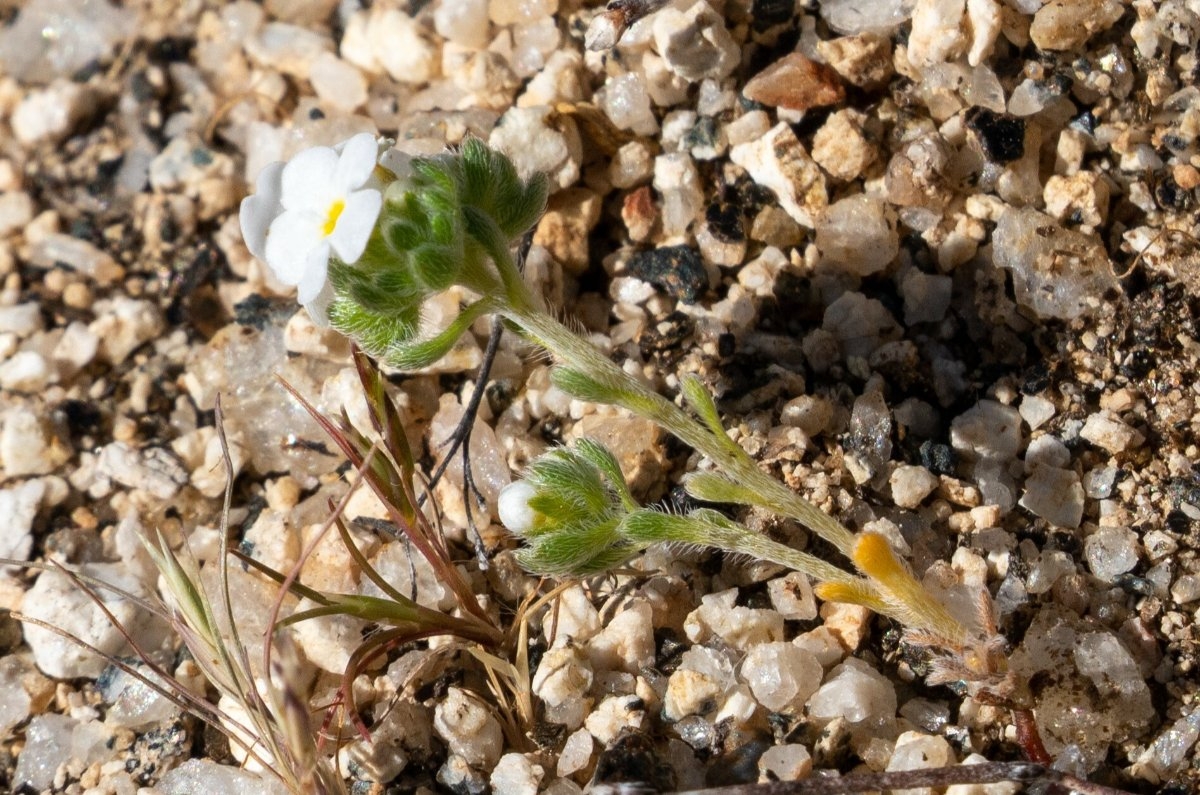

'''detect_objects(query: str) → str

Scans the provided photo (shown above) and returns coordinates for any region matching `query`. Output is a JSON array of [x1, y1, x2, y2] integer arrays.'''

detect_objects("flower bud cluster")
[[241, 136, 546, 368], [497, 439, 647, 576]]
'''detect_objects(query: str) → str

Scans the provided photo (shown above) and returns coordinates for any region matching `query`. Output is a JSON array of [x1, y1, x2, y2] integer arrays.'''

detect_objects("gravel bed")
[[1, 0, 1199, 792]]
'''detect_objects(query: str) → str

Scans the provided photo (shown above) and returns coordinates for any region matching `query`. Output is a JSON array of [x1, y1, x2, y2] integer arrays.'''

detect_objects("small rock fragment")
[[684, 589, 784, 649], [1084, 527, 1139, 583], [0, 479, 44, 571], [743, 53, 845, 111], [664, 646, 735, 720], [1020, 464, 1084, 528], [807, 657, 896, 727], [822, 291, 901, 360], [899, 269, 953, 325], [308, 52, 368, 112], [907, 0, 969, 67], [11, 80, 96, 147], [1030, 0, 1125, 51], [1080, 410, 1143, 454], [0, 304, 42, 337], [741, 642, 823, 713], [730, 123, 827, 227], [625, 246, 707, 304], [819, 0, 914, 34], [534, 188, 603, 275], [697, 202, 747, 266], [1043, 172, 1111, 227], [652, 2, 739, 82], [0, 193, 34, 238], [891, 464, 940, 508], [0, 351, 50, 392], [815, 194, 898, 276], [490, 753, 544, 795], [88, 297, 165, 364], [951, 399, 1022, 461], [22, 563, 167, 679], [812, 108, 877, 182], [434, 687, 504, 769], [341, 8, 436, 84], [965, 107, 1026, 164], [490, 106, 582, 190], [95, 442, 188, 500], [768, 571, 818, 621], [759, 744, 813, 782], [817, 32, 893, 88], [1, 408, 59, 478]]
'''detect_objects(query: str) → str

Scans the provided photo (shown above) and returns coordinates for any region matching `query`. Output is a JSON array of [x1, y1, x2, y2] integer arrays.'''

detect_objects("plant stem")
[[634, 510, 864, 588], [496, 268, 858, 559]]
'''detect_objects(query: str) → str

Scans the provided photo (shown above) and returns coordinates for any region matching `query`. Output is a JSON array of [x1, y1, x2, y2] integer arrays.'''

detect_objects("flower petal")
[[327, 189, 382, 264], [238, 161, 284, 261], [280, 146, 339, 212], [296, 245, 330, 304], [264, 210, 325, 285], [302, 280, 336, 327], [379, 147, 413, 182], [333, 133, 379, 193]]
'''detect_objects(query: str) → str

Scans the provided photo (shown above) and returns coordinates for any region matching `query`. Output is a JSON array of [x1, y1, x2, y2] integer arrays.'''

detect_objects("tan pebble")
[[621, 186, 657, 242], [812, 109, 877, 183], [62, 281, 93, 310], [743, 52, 845, 112], [71, 506, 99, 531], [816, 33, 893, 89], [946, 511, 974, 533], [970, 504, 1002, 528], [43, 269, 66, 296], [534, 188, 602, 275], [112, 415, 138, 442], [1173, 163, 1200, 190], [266, 476, 302, 512], [1030, 0, 1124, 51], [750, 205, 803, 248], [819, 601, 872, 651], [937, 475, 981, 507]]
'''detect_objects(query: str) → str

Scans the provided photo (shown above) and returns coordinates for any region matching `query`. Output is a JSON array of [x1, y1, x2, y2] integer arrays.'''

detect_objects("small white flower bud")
[[498, 481, 539, 535]]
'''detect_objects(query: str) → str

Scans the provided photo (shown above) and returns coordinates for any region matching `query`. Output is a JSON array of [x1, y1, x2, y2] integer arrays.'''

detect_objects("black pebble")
[[704, 202, 745, 244], [919, 440, 956, 476], [233, 293, 273, 329], [965, 107, 1026, 164], [627, 245, 707, 303]]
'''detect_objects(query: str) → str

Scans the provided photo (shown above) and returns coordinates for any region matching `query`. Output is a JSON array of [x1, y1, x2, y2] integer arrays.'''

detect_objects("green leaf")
[[411, 244, 462, 292], [329, 300, 418, 357], [383, 299, 491, 370], [528, 450, 611, 516], [572, 438, 635, 510], [680, 376, 726, 442], [617, 509, 690, 546], [460, 138, 498, 210], [497, 172, 549, 238], [550, 366, 636, 406], [515, 518, 635, 576], [683, 471, 762, 506]]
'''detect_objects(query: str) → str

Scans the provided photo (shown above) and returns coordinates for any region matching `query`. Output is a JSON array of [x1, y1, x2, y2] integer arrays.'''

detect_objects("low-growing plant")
[[240, 134, 1016, 702]]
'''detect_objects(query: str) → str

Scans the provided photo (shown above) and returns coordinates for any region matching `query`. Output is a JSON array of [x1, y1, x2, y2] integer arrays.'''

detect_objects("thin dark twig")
[[460, 314, 507, 570], [668, 760, 1139, 795], [421, 230, 535, 567], [419, 314, 505, 506]]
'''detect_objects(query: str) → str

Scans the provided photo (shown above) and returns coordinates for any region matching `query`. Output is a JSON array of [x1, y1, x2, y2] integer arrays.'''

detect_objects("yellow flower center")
[[321, 198, 345, 237]]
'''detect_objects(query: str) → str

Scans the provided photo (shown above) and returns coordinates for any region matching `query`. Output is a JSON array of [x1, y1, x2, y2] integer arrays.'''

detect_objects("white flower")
[[239, 133, 383, 321], [498, 481, 539, 535]]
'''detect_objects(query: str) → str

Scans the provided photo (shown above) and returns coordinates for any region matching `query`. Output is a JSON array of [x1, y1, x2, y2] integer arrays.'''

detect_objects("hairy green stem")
[[625, 510, 864, 588], [493, 254, 858, 559]]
